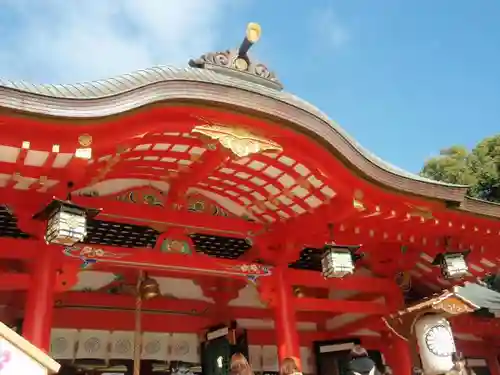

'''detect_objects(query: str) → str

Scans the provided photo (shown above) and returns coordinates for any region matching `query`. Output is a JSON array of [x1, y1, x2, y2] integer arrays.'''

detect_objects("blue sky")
[[0, 1, 498, 173]]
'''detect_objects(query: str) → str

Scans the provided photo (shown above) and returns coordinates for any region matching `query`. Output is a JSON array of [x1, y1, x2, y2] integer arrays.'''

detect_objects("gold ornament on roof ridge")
[[192, 123, 283, 158]]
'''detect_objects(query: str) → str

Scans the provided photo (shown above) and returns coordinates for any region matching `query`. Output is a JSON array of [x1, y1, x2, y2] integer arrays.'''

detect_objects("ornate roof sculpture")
[[189, 23, 283, 91]]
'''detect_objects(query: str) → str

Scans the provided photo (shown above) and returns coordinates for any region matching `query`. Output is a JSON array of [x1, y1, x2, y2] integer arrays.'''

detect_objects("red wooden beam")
[[58, 292, 336, 322], [293, 297, 388, 315], [168, 149, 230, 207], [53, 308, 212, 333], [60, 242, 273, 281], [58, 292, 209, 314], [455, 341, 499, 357], [247, 330, 331, 347], [328, 315, 386, 338], [452, 315, 500, 337], [93, 263, 234, 287], [0, 238, 404, 298], [75, 195, 263, 236], [0, 187, 262, 237], [50, 311, 497, 355], [51, 307, 339, 345], [50, 308, 500, 353], [286, 269, 400, 294], [0, 237, 271, 282], [52, 307, 334, 345], [0, 238, 39, 260], [0, 273, 31, 290]]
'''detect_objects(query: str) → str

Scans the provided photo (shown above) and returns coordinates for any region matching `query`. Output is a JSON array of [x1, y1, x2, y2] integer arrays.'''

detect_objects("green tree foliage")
[[420, 134, 500, 203]]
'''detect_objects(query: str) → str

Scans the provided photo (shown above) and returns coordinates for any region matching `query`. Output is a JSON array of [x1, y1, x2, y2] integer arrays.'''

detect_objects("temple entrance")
[[202, 336, 232, 375], [314, 339, 384, 375], [467, 358, 492, 375]]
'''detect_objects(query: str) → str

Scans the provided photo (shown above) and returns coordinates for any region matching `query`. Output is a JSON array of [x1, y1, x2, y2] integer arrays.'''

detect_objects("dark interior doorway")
[[466, 358, 492, 375], [314, 338, 384, 375]]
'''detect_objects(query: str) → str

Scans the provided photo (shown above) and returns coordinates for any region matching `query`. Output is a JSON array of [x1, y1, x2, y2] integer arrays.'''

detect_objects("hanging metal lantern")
[[321, 244, 361, 279], [33, 199, 98, 246], [432, 251, 470, 279], [139, 275, 160, 300]]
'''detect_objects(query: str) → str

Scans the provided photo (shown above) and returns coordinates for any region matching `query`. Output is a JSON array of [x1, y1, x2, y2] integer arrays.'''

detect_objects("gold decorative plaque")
[[192, 124, 282, 158]]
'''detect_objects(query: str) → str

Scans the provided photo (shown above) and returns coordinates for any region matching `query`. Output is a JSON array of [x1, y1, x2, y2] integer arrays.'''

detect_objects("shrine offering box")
[[0, 321, 61, 374]]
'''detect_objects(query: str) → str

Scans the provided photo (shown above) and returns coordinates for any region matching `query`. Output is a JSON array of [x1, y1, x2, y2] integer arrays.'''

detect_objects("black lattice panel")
[[190, 233, 252, 259], [0, 205, 30, 239], [288, 247, 323, 271], [84, 219, 159, 248]]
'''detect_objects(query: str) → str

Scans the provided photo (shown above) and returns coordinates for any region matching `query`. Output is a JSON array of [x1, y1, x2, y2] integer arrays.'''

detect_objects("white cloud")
[[0, 0, 235, 83], [312, 8, 349, 49]]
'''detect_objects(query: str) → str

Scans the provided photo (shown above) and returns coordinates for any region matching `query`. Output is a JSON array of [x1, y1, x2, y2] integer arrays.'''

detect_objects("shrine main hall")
[[0, 23, 498, 375]]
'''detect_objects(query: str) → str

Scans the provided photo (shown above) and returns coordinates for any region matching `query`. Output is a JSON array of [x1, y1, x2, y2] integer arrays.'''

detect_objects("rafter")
[[167, 148, 230, 208], [243, 195, 361, 264]]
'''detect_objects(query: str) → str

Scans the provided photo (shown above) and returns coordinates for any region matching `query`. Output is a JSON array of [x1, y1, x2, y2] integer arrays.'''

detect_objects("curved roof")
[[0, 54, 498, 219]]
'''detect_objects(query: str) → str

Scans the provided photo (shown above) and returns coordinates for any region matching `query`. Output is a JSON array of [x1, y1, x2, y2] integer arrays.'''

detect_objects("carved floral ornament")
[[189, 50, 281, 86]]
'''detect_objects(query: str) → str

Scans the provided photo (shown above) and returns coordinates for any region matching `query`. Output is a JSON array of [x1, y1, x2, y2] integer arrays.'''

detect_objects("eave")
[[0, 67, 497, 219]]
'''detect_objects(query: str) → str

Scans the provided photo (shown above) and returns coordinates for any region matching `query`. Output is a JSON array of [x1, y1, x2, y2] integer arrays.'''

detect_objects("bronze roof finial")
[[238, 22, 261, 58]]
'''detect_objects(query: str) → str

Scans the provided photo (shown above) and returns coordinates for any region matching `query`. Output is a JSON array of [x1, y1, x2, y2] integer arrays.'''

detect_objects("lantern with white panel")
[[415, 314, 457, 375], [432, 250, 470, 280], [321, 244, 362, 279], [33, 199, 99, 246]]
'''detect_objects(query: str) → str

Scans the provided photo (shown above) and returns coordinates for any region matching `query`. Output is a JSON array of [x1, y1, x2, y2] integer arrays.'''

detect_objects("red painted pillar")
[[23, 246, 58, 352], [381, 284, 413, 375], [273, 266, 301, 369], [382, 332, 412, 375], [488, 353, 500, 375]]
